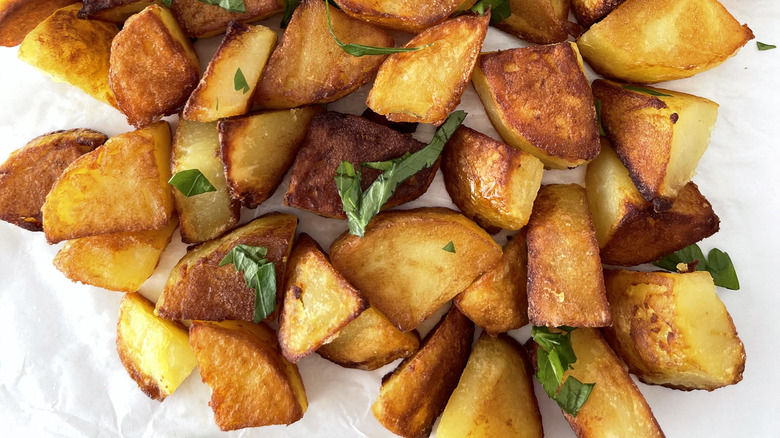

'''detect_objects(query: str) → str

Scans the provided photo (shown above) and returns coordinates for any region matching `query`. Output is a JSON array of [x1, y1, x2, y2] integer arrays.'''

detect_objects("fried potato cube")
[[442, 125, 543, 231], [170, 0, 283, 38], [54, 218, 178, 292], [78, 0, 159, 23], [0, 0, 77, 47], [454, 232, 529, 335], [571, 0, 624, 28], [330, 207, 502, 331], [367, 14, 489, 126], [155, 213, 297, 322], [586, 141, 719, 266], [527, 184, 610, 327], [496, 0, 580, 44], [472, 43, 600, 169], [334, 0, 476, 33], [593, 79, 719, 211], [116, 292, 196, 401], [603, 269, 746, 391], [283, 112, 438, 219], [254, 0, 392, 109], [0, 129, 105, 231], [279, 234, 368, 362], [437, 333, 542, 438], [219, 106, 324, 209], [182, 22, 276, 122], [372, 306, 473, 438], [18, 4, 118, 107], [109, 4, 199, 128], [576, 0, 754, 83], [42, 122, 173, 244], [171, 119, 239, 244], [317, 307, 420, 371], [190, 320, 307, 431]]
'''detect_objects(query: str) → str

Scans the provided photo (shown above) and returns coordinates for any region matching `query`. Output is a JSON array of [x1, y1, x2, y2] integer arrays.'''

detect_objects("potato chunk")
[[527, 184, 610, 327], [496, 0, 580, 44], [0, 129, 105, 231], [372, 307, 473, 438], [78, 0, 159, 23], [109, 4, 199, 128], [334, 0, 476, 33], [219, 106, 324, 208], [278, 234, 368, 362], [0, 0, 77, 47], [571, 0, 624, 28], [190, 320, 307, 431], [576, 0, 754, 83], [603, 269, 746, 391], [42, 122, 173, 244], [367, 13, 489, 126], [472, 43, 600, 169], [330, 207, 502, 331], [116, 292, 196, 401], [254, 0, 392, 109], [170, 0, 283, 38], [18, 4, 118, 107]]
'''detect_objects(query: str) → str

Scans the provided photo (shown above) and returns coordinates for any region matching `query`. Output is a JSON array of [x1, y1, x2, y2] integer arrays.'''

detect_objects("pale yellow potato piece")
[[335, 0, 477, 33], [0, 0, 77, 47], [78, 0, 160, 23], [170, 0, 283, 38]]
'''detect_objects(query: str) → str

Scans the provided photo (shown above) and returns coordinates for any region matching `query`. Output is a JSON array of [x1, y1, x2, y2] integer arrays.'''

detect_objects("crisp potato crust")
[[0, 0, 77, 47], [170, 0, 283, 38], [571, 0, 625, 28], [496, 0, 580, 44], [78, 0, 159, 22], [335, 0, 476, 33]]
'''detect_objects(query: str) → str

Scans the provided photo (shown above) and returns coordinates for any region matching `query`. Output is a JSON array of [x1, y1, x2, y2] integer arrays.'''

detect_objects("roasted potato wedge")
[[330, 207, 502, 331], [593, 79, 719, 211], [109, 4, 199, 128], [170, 0, 283, 38], [317, 307, 420, 371], [18, 4, 118, 107], [219, 106, 324, 209], [254, 0, 392, 109], [334, 0, 476, 33], [78, 0, 159, 22], [586, 141, 719, 266], [155, 213, 297, 322], [116, 292, 196, 401], [437, 333, 543, 438], [0, 129, 105, 231], [577, 0, 754, 83], [278, 234, 368, 363], [0, 0, 77, 47], [171, 119, 239, 244], [367, 13, 489, 126], [571, 0, 624, 28], [472, 43, 600, 169], [496, 0, 580, 44], [42, 122, 173, 244], [442, 125, 544, 231], [190, 320, 307, 431], [527, 184, 610, 327], [603, 269, 746, 391], [283, 112, 438, 219], [372, 306, 473, 438]]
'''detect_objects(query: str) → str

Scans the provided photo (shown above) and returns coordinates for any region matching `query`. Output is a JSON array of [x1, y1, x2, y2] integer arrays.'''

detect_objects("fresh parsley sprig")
[[442, 241, 456, 253], [219, 244, 276, 323], [653, 243, 739, 290], [168, 169, 217, 197], [621, 84, 672, 97], [470, 0, 510, 24], [234, 68, 250, 94], [757, 41, 776, 51]]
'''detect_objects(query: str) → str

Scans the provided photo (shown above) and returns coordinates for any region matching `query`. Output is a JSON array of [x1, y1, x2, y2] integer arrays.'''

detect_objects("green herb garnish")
[[195, 0, 246, 13], [234, 68, 250, 94], [470, 0, 510, 24], [654, 243, 739, 290], [280, 0, 299, 27], [622, 85, 672, 97], [161, 0, 172, 7], [594, 99, 606, 137], [443, 241, 456, 253], [757, 41, 776, 51], [168, 169, 216, 197], [219, 245, 276, 323]]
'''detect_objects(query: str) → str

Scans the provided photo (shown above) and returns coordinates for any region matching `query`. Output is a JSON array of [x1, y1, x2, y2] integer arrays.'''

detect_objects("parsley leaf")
[[471, 0, 510, 24], [622, 85, 672, 97], [654, 244, 707, 272], [195, 0, 246, 13], [757, 41, 776, 51], [280, 0, 299, 27], [234, 68, 250, 94], [555, 377, 595, 416], [594, 99, 606, 136], [443, 241, 456, 253], [168, 169, 217, 197], [219, 245, 276, 323], [161, 0, 172, 7], [653, 243, 739, 290]]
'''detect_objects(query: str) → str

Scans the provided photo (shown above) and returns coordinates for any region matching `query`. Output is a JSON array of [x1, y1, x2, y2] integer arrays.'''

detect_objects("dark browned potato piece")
[[283, 112, 439, 219], [0, 129, 106, 231], [0, 0, 77, 47], [78, 0, 159, 23], [570, 0, 625, 28], [170, 0, 283, 38], [334, 0, 476, 33], [372, 306, 473, 438], [496, 0, 581, 44]]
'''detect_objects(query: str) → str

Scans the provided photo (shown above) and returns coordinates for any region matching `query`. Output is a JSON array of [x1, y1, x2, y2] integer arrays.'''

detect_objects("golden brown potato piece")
[[496, 0, 580, 44], [442, 125, 543, 231], [372, 306, 473, 438], [576, 0, 753, 83], [603, 269, 745, 391], [571, 0, 624, 28], [190, 320, 307, 431], [317, 307, 420, 371], [42, 122, 173, 244], [527, 184, 610, 327], [593, 80, 719, 211], [330, 207, 502, 331], [334, 0, 476, 33], [278, 234, 368, 363], [0, 129, 105, 231], [472, 43, 600, 169], [116, 292, 196, 401], [0, 0, 77, 47], [18, 4, 118, 107], [586, 141, 719, 266], [170, 0, 283, 38], [367, 13, 489, 126], [109, 4, 199, 128], [254, 0, 392, 109], [155, 213, 297, 322], [182, 22, 276, 122], [283, 112, 438, 219], [436, 333, 543, 438], [219, 106, 324, 209], [454, 232, 529, 335], [78, 0, 159, 22], [171, 119, 239, 244], [54, 218, 178, 292]]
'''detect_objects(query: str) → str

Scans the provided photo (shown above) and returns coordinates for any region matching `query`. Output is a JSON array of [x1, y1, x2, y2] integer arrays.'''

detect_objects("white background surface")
[[0, 1, 779, 436]]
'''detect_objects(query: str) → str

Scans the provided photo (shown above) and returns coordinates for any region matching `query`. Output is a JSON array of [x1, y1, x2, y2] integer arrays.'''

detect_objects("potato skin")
[[334, 0, 476, 33], [0, 0, 77, 47], [571, 0, 625, 28], [78, 0, 160, 22], [170, 0, 283, 38], [496, 0, 580, 44]]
